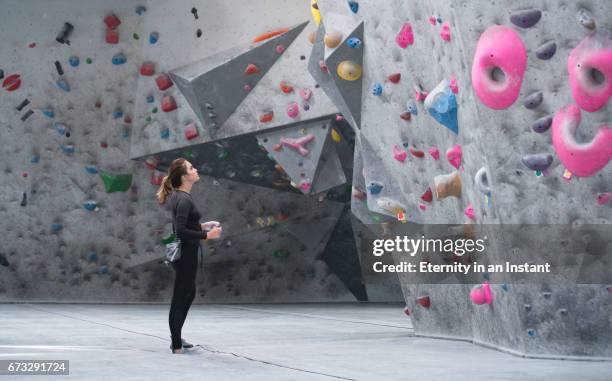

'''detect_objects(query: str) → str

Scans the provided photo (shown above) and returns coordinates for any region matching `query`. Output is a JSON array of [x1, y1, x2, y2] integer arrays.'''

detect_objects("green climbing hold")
[[272, 249, 289, 258], [86, 57, 93, 64], [535, 170, 542, 177], [145, 116, 152, 123], [133, 33, 140, 40], [183, 150, 194, 159], [217, 149, 230, 160], [161, 233, 176, 245], [99, 170, 133, 193], [152, 107, 158, 113], [372, 215, 381, 222]]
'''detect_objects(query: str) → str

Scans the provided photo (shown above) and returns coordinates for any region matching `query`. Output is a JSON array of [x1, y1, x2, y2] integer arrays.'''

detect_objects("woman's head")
[[156, 158, 200, 204]]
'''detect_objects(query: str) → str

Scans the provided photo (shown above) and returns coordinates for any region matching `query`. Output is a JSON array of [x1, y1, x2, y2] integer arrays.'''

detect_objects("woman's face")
[[182, 161, 200, 184]]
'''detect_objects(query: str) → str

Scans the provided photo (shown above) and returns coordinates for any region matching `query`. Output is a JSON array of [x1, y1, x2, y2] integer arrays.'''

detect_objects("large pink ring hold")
[[567, 29, 612, 112], [552, 104, 612, 177], [471, 25, 527, 110]]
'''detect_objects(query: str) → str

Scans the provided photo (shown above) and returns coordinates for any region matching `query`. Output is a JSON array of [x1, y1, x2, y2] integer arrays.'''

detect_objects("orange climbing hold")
[[260, 112, 274, 123], [252, 27, 289, 43], [279, 81, 293, 94], [244, 63, 261, 75]]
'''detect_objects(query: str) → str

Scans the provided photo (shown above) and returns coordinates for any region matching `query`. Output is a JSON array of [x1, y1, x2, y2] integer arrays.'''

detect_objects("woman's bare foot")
[[171, 348, 182, 354]]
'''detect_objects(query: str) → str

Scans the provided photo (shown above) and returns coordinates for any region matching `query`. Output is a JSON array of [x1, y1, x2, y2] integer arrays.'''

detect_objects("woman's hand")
[[201, 221, 221, 231], [206, 226, 222, 240]]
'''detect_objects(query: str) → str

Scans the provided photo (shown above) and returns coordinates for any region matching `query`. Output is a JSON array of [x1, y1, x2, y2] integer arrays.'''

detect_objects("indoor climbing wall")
[[315, 0, 611, 357], [0, 0, 376, 304]]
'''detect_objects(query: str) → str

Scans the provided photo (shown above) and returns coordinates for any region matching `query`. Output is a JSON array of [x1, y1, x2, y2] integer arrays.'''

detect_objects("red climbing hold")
[[104, 13, 121, 29], [161, 95, 177, 112], [150, 171, 164, 185], [28, 42, 36, 48], [403, 307, 411, 316], [260, 112, 274, 123], [184, 123, 199, 140], [2, 74, 21, 92], [155, 73, 173, 90], [140, 62, 155, 76], [106, 29, 119, 44], [417, 296, 431, 308], [100, 142, 108, 148], [124, 115, 132, 124], [400, 112, 411, 121], [421, 187, 433, 202], [388, 73, 401, 84], [244, 63, 260, 75], [410, 147, 425, 158], [279, 81, 293, 94]]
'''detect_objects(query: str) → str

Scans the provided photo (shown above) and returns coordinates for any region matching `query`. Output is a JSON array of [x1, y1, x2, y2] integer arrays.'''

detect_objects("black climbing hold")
[[531, 115, 553, 133], [55, 61, 64, 76], [523, 91, 543, 109], [191, 7, 199, 19], [56, 22, 74, 45], [21, 110, 34, 121], [535, 41, 556, 60], [0, 252, 8, 267], [16, 98, 30, 111], [510, 9, 542, 28], [300, 55, 306, 60], [196, 29, 202, 38], [0, 69, 4, 80], [20, 192, 27, 207], [521, 153, 553, 171]]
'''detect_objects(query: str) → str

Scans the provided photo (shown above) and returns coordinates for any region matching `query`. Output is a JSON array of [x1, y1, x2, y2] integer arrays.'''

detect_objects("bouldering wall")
[[315, 0, 611, 358]]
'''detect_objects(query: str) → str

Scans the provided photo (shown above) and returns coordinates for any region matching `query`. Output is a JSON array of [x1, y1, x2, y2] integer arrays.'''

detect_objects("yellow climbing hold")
[[337, 60, 362, 81], [310, 0, 321, 26], [331, 128, 341, 142]]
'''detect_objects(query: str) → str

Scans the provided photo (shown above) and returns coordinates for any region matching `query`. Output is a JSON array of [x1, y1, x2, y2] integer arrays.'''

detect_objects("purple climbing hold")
[[510, 9, 542, 28], [523, 91, 543, 109], [535, 41, 557, 60], [532, 115, 553, 133], [521, 153, 553, 171]]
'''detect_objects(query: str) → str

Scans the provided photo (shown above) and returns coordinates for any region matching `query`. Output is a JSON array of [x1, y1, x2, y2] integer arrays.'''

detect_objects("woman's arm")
[[175, 198, 207, 241]]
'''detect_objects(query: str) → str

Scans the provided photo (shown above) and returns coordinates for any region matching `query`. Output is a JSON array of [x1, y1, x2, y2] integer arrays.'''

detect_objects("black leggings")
[[169, 243, 198, 349]]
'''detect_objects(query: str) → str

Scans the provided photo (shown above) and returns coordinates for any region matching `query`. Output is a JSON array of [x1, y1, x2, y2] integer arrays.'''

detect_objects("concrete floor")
[[0, 303, 611, 380]]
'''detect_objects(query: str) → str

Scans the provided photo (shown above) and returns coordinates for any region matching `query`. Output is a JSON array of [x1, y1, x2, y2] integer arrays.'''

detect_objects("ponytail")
[[155, 157, 188, 204], [156, 176, 173, 204]]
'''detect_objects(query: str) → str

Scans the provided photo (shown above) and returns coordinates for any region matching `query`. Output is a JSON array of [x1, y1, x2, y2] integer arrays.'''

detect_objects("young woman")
[[156, 158, 222, 354]]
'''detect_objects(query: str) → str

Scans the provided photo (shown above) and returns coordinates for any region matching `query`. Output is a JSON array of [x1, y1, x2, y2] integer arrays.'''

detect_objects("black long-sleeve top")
[[169, 190, 207, 246]]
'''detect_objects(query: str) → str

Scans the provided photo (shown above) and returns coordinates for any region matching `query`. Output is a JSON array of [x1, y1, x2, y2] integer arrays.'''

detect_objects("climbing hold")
[[367, 182, 383, 195], [324, 30, 343, 49], [83, 200, 98, 211], [86, 57, 93, 64], [140, 62, 155, 76], [329, 128, 341, 143], [400, 112, 411, 121], [272, 249, 290, 258], [252, 27, 289, 43], [421, 187, 433, 202], [99, 266, 109, 274], [527, 329, 537, 338], [191, 7, 199, 20], [275, 44, 285, 54], [279, 81, 293, 94], [403, 306, 411, 316], [521, 153, 553, 171], [308, 31, 316, 44], [155, 73, 173, 90], [429, 15, 437, 25], [146, 94, 154, 103], [112, 109, 123, 119], [346, 37, 362, 48], [472, 25, 527, 110], [54, 60, 64, 76], [424, 80, 459, 134], [414, 86, 428, 102], [577, 8, 596, 30], [532, 115, 553, 133], [61, 144, 75, 155], [474, 167, 491, 195], [104, 13, 121, 29], [470, 282, 492, 305], [106, 29, 119, 44], [449, 76, 459, 94], [299, 88, 312, 101], [184, 123, 199, 140], [149, 32, 159, 44], [21, 110, 34, 122], [372, 83, 383, 96], [100, 170, 132, 193], [348, 1, 359, 13], [446, 145, 462, 169], [376, 197, 407, 215], [3, 73, 21, 92], [53, 122, 67, 135], [259, 111, 274, 123], [409, 148, 424, 158], [68, 55, 80, 67], [352, 186, 367, 200], [280, 134, 314, 156], [244, 63, 261, 75], [337, 61, 362, 81], [388, 73, 401, 84], [160, 128, 170, 139], [286, 102, 299, 118], [196, 29, 202, 38], [111, 53, 127, 65], [429, 148, 440, 160], [135, 5, 146, 15], [85, 165, 98, 174], [87, 251, 98, 262], [464, 204, 476, 220], [510, 9, 542, 28], [440, 23, 451, 42], [41, 108, 54, 118], [552, 105, 612, 177], [55, 22, 74, 45], [405, 99, 418, 115], [393, 145, 407, 163], [597, 192, 611, 205], [523, 91, 543, 109], [31, 155, 40, 164], [16, 98, 29, 111], [299, 181, 311, 193], [535, 41, 557, 60], [434, 172, 461, 199], [501, 283, 509, 292], [310, 0, 320, 26], [416, 296, 431, 308], [133, 32, 140, 40], [161, 95, 177, 112], [567, 28, 612, 112], [56, 78, 70, 92], [395, 22, 414, 48], [51, 223, 63, 232]]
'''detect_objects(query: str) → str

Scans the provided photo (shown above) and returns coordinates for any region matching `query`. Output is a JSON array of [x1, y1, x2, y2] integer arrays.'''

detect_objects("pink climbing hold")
[[275, 44, 285, 54], [299, 181, 311, 193], [244, 84, 252, 92], [414, 86, 428, 102], [156, 73, 173, 91], [106, 29, 119, 44], [395, 22, 414, 48], [299, 88, 312, 101], [471, 25, 527, 110], [104, 13, 121, 29], [336, 114, 344, 121], [567, 29, 612, 112], [450, 76, 458, 94], [597, 192, 611, 205], [429, 147, 440, 160], [140, 62, 155, 76], [552, 104, 612, 177], [184, 123, 198, 140], [470, 282, 493, 305], [419, 204, 427, 211], [464, 204, 475, 220], [393, 145, 407, 163], [421, 187, 433, 202], [161, 95, 177, 112], [446, 144, 462, 169], [429, 15, 437, 25], [279, 134, 314, 156], [286, 102, 299, 118], [440, 22, 451, 42], [319, 60, 329, 73]]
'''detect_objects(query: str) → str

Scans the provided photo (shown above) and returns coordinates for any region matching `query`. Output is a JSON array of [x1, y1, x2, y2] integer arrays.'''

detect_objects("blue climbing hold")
[[406, 99, 418, 115], [348, 1, 359, 13], [367, 182, 383, 195], [424, 80, 458, 134], [346, 37, 362, 48], [56, 78, 70, 92], [501, 283, 509, 292], [61, 145, 75, 155], [135, 5, 147, 15], [84, 200, 97, 211], [121, 130, 130, 138], [51, 223, 63, 232], [112, 110, 124, 119], [160, 128, 170, 139], [149, 32, 159, 44], [99, 265, 108, 274], [41, 108, 55, 118], [54, 122, 66, 135], [31, 155, 40, 164], [112, 53, 127, 65], [372, 83, 383, 96], [482, 272, 490, 281], [527, 329, 537, 337], [85, 165, 98, 174], [146, 94, 154, 103], [68, 55, 80, 67], [87, 251, 98, 262]]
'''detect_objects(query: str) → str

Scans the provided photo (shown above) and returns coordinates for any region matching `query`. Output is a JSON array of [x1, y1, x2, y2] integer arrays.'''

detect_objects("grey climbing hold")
[[523, 91, 543, 109], [535, 41, 556, 60], [510, 9, 542, 28], [532, 115, 552, 133], [577, 8, 596, 30], [474, 167, 491, 194], [521, 153, 553, 171]]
